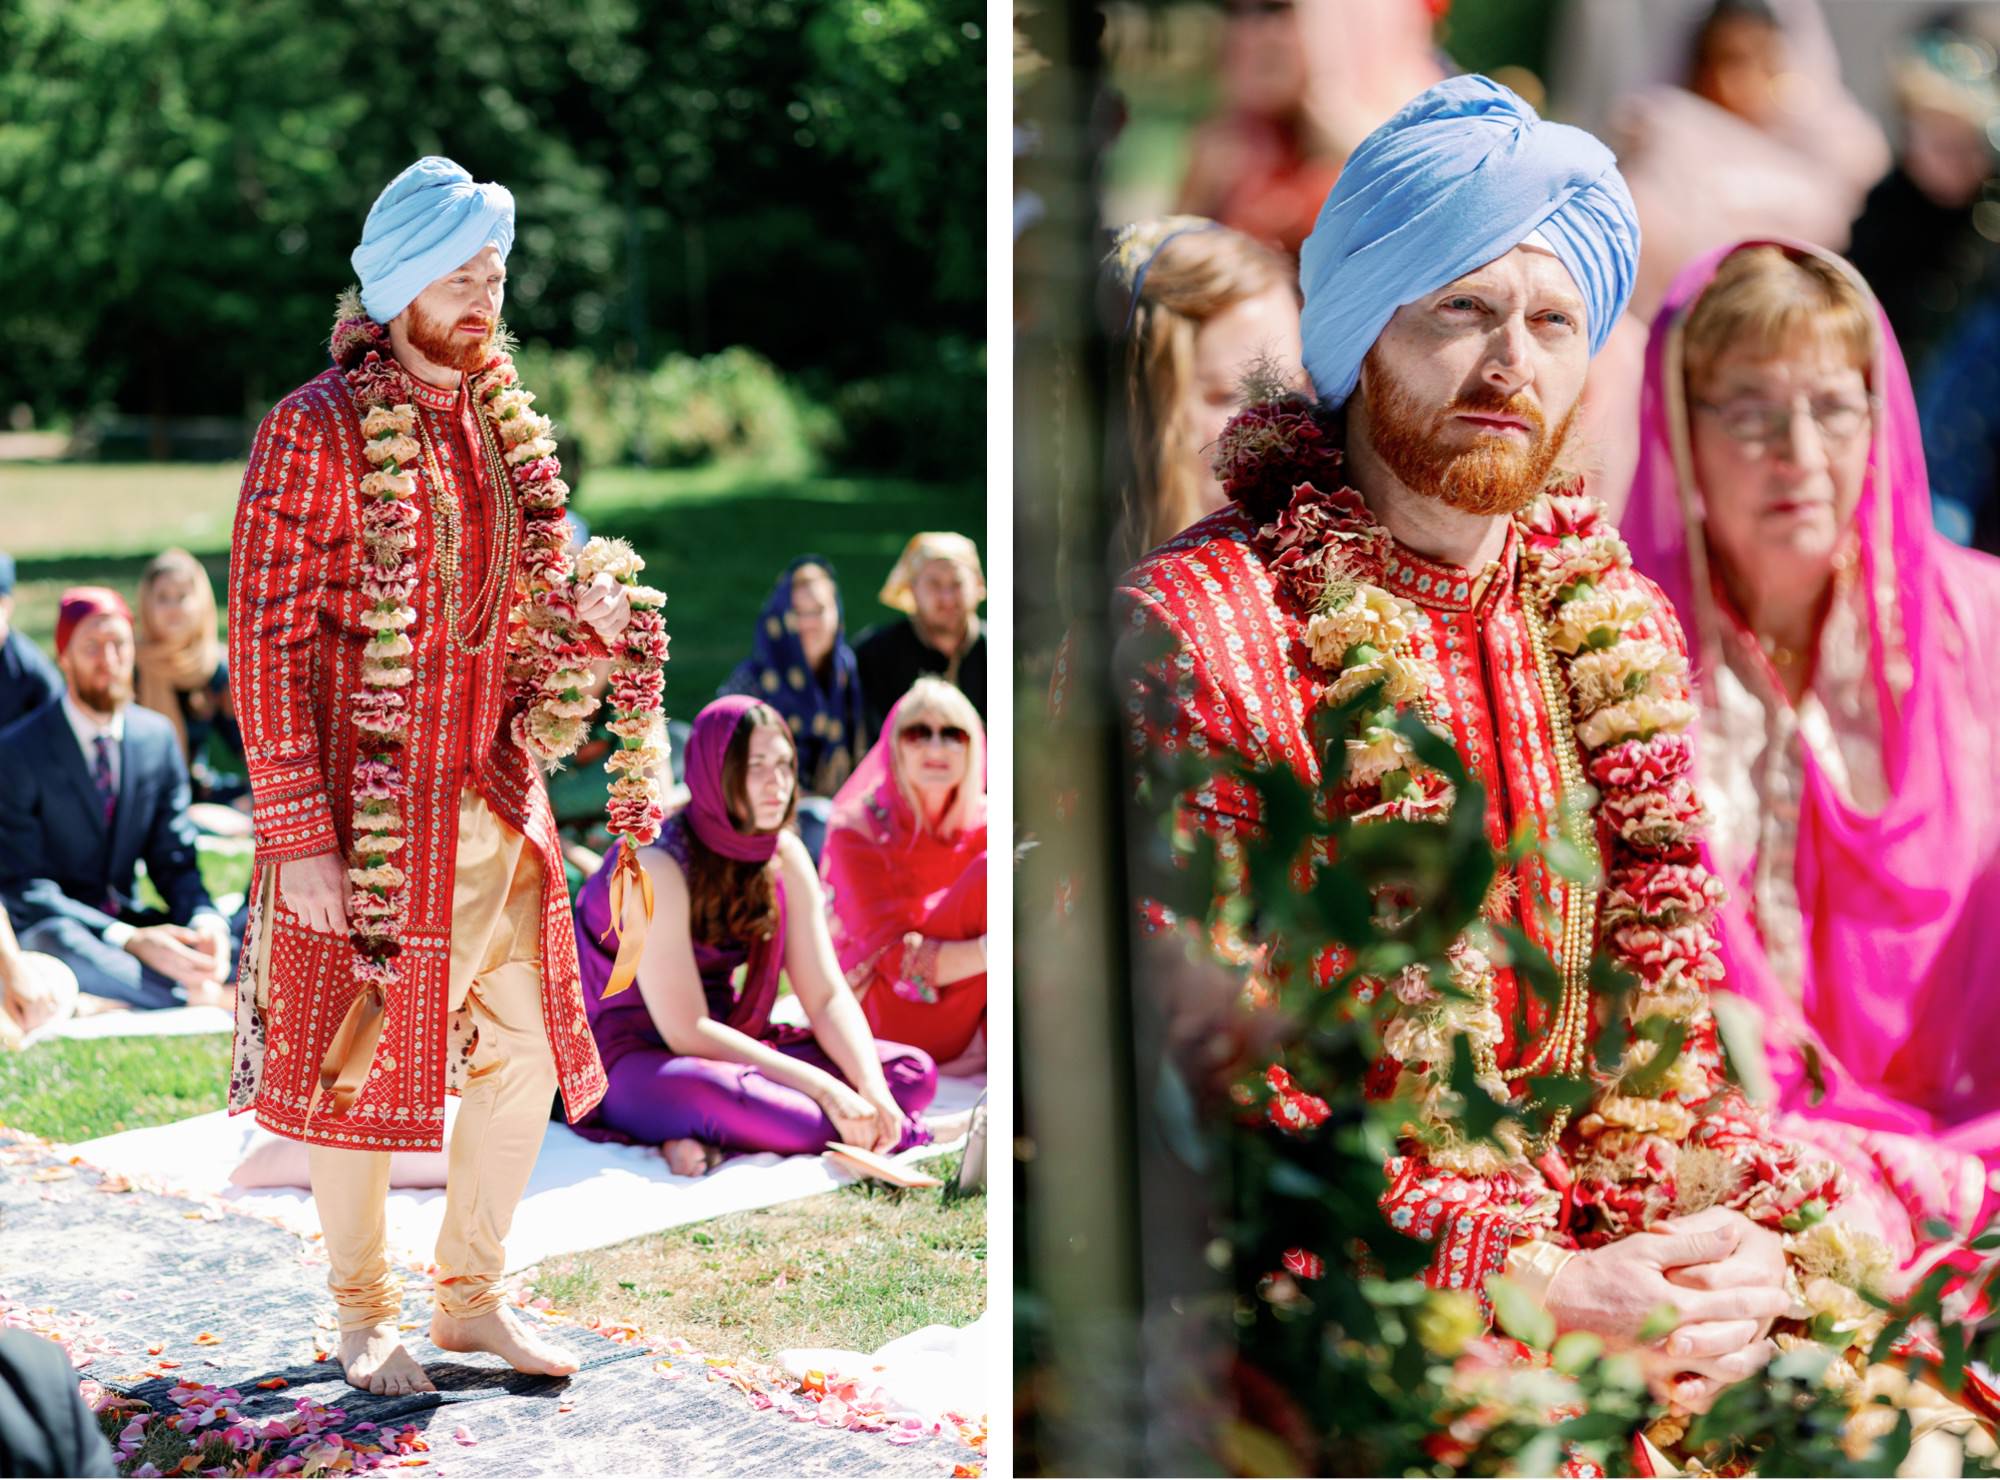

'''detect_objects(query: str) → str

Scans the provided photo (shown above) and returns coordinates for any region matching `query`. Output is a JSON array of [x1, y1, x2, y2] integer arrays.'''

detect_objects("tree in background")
[[0, 0, 983, 474]]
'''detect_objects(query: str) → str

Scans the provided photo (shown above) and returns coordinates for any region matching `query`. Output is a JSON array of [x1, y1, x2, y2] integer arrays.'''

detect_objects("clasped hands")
[[1544, 1205, 1792, 1414], [123, 916, 232, 1006]]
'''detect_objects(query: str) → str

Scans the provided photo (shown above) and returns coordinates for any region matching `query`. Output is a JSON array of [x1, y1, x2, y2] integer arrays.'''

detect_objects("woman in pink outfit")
[[1623, 238, 2000, 1266]]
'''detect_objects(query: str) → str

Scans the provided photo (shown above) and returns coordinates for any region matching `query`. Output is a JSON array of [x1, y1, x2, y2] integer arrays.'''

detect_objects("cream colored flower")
[[359, 469, 418, 500], [500, 410, 554, 447], [368, 433, 421, 468], [361, 406, 416, 438], [1303, 585, 1413, 668], [625, 583, 667, 610], [1346, 725, 1415, 787], [575, 537, 645, 585], [367, 632, 413, 660], [347, 863, 405, 892], [361, 663, 414, 688], [1790, 1217, 1894, 1294], [359, 606, 417, 632], [505, 436, 558, 467], [1548, 589, 1652, 654], [1577, 694, 1697, 749], [1568, 639, 1686, 715]]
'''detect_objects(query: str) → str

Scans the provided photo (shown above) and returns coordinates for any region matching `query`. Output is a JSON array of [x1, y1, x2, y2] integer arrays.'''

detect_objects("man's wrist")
[[104, 921, 137, 952], [1507, 1238, 1582, 1313]]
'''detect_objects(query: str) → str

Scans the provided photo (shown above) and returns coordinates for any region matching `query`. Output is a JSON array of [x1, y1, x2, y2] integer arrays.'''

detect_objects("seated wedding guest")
[[0, 903, 78, 1051], [0, 553, 59, 731], [822, 678, 987, 1069], [1103, 216, 1302, 566], [719, 556, 868, 859], [0, 588, 236, 1012], [132, 549, 245, 805], [573, 694, 938, 1175], [853, 532, 986, 737], [1624, 240, 2000, 1261]]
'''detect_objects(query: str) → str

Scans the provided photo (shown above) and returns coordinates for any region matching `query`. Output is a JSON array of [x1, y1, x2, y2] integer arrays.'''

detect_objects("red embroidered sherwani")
[[1116, 501, 1823, 1315], [226, 365, 606, 1151]]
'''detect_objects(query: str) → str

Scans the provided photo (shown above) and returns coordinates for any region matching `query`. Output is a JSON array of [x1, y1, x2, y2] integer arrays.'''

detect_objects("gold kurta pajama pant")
[[304, 791, 555, 1330]]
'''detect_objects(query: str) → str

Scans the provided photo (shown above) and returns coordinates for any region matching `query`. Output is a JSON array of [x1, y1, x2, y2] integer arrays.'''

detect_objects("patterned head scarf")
[[1298, 74, 1640, 406], [724, 556, 867, 793], [352, 156, 515, 324]]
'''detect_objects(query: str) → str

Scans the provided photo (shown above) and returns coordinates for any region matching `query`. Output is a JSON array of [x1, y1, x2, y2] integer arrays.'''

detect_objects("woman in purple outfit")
[[574, 694, 937, 1175]]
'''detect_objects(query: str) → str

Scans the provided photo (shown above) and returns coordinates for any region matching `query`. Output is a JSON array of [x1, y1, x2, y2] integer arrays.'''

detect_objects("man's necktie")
[[92, 733, 117, 828]]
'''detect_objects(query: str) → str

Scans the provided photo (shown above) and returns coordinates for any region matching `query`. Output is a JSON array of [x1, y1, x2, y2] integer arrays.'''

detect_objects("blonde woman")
[[1104, 216, 1302, 564], [133, 549, 245, 805], [821, 677, 987, 1068]]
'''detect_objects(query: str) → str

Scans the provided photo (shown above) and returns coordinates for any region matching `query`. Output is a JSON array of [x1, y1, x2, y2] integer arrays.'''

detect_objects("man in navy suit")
[[0, 553, 61, 732], [0, 588, 235, 1010]]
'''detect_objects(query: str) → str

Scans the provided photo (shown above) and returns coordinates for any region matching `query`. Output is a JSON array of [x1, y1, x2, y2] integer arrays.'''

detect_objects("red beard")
[[1359, 349, 1575, 518], [403, 302, 496, 375]]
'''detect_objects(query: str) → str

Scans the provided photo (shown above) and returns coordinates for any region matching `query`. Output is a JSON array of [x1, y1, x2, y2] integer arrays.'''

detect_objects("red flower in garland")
[[1281, 1247, 1326, 1280], [1587, 731, 1695, 792], [1214, 397, 1347, 521], [1265, 1064, 1331, 1133]]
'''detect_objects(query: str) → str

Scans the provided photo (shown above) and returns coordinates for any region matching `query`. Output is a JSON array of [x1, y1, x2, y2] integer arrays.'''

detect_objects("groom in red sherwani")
[[229, 158, 633, 1396], [1114, 78, 1850, 1423]]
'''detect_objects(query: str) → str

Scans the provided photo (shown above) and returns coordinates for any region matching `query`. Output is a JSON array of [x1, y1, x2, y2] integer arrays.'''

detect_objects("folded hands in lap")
[[1545, 1205, 1790, 1413]]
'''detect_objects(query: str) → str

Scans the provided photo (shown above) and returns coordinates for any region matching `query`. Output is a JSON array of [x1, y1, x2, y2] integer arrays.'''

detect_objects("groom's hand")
[[577, 572, 632, 641], [279, 851, 351, 936], [1544, 1206, 1791, 1346]]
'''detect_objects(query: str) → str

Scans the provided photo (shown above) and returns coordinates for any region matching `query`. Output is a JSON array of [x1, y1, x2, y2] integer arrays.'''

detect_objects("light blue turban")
[[351, 157, 515, 324], [1298, 75, 1639, 407]]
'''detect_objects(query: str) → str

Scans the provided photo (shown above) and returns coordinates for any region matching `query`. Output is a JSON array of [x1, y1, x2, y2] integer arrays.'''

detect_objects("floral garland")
[[1211, 397, 1946, 1457], [327, 295, 671, 1040], [1214, 397, 1840, 1235]]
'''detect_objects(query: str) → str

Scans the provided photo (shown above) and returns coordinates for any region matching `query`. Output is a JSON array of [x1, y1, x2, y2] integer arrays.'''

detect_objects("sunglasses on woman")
[[899, 722, 971, 747]]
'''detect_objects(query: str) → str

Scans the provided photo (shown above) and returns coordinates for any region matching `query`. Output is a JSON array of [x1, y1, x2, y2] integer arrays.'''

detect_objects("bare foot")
[[661, 1137, 720, 1177], [339, 1324, 436, 1397], [430, 1305, 579, 1377], [923, 1109, 974, 1143]]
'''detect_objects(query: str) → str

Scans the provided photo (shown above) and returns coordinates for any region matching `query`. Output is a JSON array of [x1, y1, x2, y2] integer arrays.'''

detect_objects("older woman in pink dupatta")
[[1623, 237, 2000, 1267], [821, 677, 988, 1069]]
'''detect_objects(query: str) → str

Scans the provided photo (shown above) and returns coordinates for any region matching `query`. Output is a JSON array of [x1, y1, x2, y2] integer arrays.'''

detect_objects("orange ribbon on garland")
[[598, 836, 657, 999]]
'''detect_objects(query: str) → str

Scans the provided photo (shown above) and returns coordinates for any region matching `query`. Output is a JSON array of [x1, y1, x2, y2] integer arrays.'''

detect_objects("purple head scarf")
[[684, 695, 784, 864]]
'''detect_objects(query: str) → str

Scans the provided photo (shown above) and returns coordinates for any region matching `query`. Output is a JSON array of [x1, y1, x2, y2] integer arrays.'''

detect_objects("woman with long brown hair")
[[1105, 216, 1301, 564], [572, 695, 938, 1174], [132, 548, 246, 803]]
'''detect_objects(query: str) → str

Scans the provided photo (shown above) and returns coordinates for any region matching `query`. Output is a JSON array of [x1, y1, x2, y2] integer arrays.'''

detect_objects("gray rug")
[[0, 1148, 977, 1476]]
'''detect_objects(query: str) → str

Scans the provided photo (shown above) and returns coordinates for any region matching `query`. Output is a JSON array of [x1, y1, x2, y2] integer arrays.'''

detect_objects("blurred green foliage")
[[0, 0, 983, 474]]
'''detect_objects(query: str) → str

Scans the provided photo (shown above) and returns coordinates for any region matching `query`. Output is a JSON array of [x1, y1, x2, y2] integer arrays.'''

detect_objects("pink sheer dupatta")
[[819, 694, 988, 1000], [1622, 239, 2000, 1253]]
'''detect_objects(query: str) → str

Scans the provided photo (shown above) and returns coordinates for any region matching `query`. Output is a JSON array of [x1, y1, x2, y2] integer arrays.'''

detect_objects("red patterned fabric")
[[226, 365, 606, 1151], [1116, 502, 1822, 1312]]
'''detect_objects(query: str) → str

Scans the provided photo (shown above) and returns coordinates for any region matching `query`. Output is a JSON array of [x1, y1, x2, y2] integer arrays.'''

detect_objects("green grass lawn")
[[0, 1030, 985, 1363], [0, 455, 987, 1365], [0, 458, 983, 706]]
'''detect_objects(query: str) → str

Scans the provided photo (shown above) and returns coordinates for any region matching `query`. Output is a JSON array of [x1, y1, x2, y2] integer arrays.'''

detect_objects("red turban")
[[55, 587, 134, 656]]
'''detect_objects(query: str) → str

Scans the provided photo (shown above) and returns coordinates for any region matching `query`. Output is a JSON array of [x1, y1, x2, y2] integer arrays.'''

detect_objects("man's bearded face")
[[398, 245, 505, 375], [1359, 345, 1577, 518], [404, 298, 498, 375], [61, 613, 136, 714]]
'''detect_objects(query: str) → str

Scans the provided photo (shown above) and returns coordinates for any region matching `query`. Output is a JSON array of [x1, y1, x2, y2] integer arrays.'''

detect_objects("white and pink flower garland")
[[1216, 400, 1838, 1234], [330, 298, 671, 1012]]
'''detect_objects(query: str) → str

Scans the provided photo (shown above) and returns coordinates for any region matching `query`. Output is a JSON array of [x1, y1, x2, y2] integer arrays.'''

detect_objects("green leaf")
[[1551, 1330, 1602, 1375], [1637, 1303, 1682, 1342], [1487, 1275, 1555, 1350], [1768, 1344, 1834, 1384]]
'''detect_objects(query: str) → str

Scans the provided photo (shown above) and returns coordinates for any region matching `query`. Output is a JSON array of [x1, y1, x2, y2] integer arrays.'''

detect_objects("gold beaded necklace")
[[413, 394, 520, 656]]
